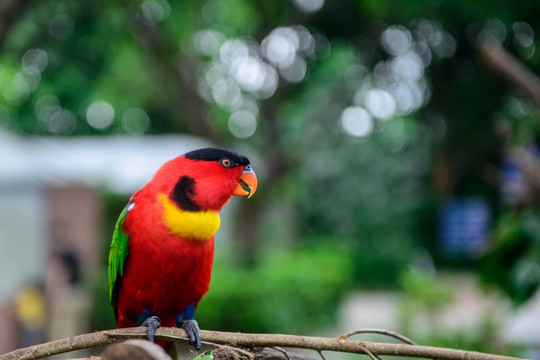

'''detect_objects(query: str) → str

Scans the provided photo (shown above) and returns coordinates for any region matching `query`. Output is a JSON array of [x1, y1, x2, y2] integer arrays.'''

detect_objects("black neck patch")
[[171, 176, 200, 211], [184, 147, 250, 166]]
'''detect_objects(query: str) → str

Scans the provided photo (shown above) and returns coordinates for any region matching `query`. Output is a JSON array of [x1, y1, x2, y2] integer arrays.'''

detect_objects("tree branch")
[[0, 327, 525, 360], [480, 41, 540, 107]]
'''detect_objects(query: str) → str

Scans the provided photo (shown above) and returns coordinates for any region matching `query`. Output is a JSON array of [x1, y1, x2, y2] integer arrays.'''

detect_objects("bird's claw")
[[142, 315, 161, 343], [177, 319, 202, 350]]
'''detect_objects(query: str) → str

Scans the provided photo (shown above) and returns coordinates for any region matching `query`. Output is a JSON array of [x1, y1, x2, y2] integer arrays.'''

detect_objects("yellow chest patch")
[[157, 193, 220, 242]]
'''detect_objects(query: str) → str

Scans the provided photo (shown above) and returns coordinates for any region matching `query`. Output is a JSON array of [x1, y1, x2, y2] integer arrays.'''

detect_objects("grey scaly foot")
[[176, 319, 201, 350], [142, 315, 161, 343]]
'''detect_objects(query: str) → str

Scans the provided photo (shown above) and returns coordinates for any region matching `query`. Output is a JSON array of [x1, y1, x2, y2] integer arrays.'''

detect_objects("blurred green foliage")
[[399, 267, 453, 312], [482, 210, 540, 305], [296, 116, 432, 286], [89, 267, 116, 331], [197, 246, 353, 333]]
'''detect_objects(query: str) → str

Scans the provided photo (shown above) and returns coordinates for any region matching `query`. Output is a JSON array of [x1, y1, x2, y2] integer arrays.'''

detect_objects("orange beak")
[[233, 165, 258, 198]]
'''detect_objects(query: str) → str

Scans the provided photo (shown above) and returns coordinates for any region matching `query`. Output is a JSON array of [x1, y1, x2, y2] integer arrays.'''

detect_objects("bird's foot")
[[176, 319, 201, 350], [141, 315, 161, 343]]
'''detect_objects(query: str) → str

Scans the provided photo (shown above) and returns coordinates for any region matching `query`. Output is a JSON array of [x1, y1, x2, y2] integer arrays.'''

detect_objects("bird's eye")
[[220, 158, 232, 168]]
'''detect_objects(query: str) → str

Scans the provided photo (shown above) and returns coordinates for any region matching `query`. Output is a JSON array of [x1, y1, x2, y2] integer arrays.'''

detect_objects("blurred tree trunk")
[[0, 0, 32, 51], [232, 95, 296, 265], [131, 9, 219, 141]]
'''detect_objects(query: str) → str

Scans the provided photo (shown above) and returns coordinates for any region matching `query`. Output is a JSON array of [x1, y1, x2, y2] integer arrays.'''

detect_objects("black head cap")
[[184, 147, 250, 166]]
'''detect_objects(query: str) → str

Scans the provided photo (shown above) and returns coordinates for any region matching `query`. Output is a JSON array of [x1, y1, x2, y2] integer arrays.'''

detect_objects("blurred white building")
[[0, 127, 208, 352]]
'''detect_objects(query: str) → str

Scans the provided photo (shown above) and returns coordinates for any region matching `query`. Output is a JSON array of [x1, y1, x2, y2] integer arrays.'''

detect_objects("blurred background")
[[0, 0, 540, 358]]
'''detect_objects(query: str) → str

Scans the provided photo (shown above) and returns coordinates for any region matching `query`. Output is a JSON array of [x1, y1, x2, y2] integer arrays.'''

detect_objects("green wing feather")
[[108, 205, 130, 309]]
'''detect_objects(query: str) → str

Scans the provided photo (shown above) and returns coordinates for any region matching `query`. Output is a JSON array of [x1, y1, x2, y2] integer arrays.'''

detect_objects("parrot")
[[107, 147, 257, 350]]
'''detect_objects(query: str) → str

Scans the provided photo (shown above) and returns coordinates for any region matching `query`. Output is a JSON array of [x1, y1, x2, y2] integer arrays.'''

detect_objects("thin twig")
[[339, 328, 417, 345], [316, 350, 326, 360], [200, 340, 223, 348], [253, 349, 316, 360], [0, 327, 526, 360], [357, 343, 379, 360], [269, 347, 291, 360]]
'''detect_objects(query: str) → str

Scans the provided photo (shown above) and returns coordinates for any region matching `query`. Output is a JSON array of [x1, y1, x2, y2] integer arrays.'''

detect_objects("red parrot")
[[108, 147, 257, 349]]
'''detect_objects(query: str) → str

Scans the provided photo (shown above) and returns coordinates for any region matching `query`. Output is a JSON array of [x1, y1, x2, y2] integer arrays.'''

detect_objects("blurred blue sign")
[[437, 197, 491, 259]]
